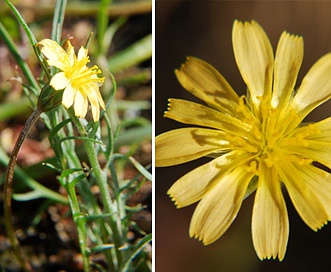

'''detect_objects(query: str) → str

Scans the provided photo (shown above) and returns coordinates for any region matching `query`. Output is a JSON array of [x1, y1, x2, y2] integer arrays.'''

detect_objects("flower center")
[[257, 97, 319, 168], [231, 94, 320, 170], [236, 95, 286, 167], [65, 58, 104, 88]]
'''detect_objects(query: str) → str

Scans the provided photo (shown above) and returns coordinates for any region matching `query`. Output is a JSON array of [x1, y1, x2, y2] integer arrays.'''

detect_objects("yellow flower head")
[[38, 39, 105, 121], [156, 20, 331, 261]]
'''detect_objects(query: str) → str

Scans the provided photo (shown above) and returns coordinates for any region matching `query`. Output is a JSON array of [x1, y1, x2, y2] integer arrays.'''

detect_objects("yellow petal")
[[156, 128, 228, 167], [90, 83, 106, 110], [272, 32, 303, 108], [62, 84, 76, 108], [50, 72, 70, 90], [65, 40, 76, 65], [38, 39, 69, 70], [283, 139, 331, 170], [291, 52, 331, 126], [189, 166, 254, 244], [38, 39, 66, 59], [74, 91, 88, 118], [232, 20, 274, 116], [83, 86, 100, 121], [299, 164, 331, 218], [303, 116, 331, 138], [175, 57, 240, 115], [91, 101, 100, 121], [98, 93, 106, 110], [168, 151, 254, 208], [85, 83, 105, 121], [84, 84, 97, 103], [165, 98, 256, 139], [275, 152, 328, 230], [282, 117, 331, 169], [252, 161, 288, 261], [78, 46, 88, 61]]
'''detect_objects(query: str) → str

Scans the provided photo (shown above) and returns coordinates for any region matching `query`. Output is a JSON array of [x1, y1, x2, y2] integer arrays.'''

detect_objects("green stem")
[[69, 111, 123, 270], [85, 131, 123, 269], [66, 180, 90, 272], [45, 109, 92, 271], [3, 108, 41, 272]]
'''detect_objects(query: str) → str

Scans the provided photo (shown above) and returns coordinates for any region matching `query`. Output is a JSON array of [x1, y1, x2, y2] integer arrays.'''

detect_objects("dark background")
[[156, 1, 331, 271]]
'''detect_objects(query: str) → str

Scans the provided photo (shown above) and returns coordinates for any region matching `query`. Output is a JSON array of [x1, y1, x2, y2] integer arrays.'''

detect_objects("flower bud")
[[37, 84, 63, 112]]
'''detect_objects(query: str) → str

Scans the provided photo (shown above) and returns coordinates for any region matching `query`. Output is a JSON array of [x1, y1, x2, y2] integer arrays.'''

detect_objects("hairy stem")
[[3, 108, 41, 272]]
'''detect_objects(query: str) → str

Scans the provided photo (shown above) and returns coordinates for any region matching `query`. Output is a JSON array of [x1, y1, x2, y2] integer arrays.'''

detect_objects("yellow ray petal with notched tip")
[[168, 150, 254, 208], [272, 32, 303, 109], [275, 151, 329, 230], [291, 53, 331, 127], [190, 165, 254, 245], [232, 20, 274, 118], [175, 57, 240, 115], [252, 161, 289, 261], [156, 128, 229, 167]]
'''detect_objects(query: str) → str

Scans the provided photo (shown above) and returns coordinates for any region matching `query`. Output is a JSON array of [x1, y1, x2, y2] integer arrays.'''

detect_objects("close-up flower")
[[38, 39, 105, 121], [156, 20, 331, 261]]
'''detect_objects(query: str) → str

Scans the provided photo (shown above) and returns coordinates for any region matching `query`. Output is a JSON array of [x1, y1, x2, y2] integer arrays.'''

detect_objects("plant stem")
[[3, 108, 41, 272], [66, 180, 90, 272], [85, 134, 124, 267], [69, 111, 123, 270], [46, 108, 92, 271]]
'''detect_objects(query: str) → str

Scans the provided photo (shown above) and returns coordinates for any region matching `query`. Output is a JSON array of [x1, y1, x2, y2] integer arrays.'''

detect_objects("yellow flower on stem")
[[37, 39, 105, 121], [156, 20, 331, 261]]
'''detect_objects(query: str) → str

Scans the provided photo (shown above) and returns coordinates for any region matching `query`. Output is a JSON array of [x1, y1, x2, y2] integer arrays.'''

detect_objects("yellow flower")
[[156, 20, 331, 261], [38, 39, 105, 121]]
